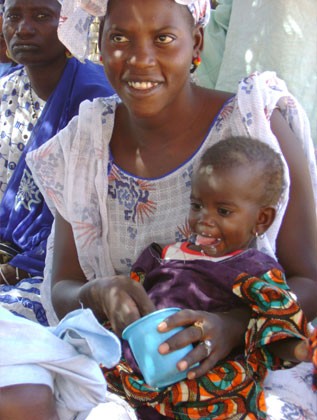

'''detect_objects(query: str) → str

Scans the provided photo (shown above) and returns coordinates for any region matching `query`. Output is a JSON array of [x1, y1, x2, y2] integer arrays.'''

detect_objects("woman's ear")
[[193, 25, 204, 56], [253, 206, 276, 236]]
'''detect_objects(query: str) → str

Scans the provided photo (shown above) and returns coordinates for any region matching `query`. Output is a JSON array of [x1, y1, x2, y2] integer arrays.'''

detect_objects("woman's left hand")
[[0, 263, 30, 286], [157, 307, 250, 379]]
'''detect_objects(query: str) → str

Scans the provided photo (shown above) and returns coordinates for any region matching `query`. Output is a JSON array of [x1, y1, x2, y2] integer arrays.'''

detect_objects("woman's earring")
[[65, 49, 73, 59], [190, 55, 201, 74]]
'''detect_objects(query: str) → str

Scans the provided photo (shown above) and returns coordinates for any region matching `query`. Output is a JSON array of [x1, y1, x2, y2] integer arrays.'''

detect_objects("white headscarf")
[[57, 0, 211, 61]]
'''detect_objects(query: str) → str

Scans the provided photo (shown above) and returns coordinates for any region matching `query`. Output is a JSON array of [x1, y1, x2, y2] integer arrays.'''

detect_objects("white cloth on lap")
[[0, 307, 121, 420]]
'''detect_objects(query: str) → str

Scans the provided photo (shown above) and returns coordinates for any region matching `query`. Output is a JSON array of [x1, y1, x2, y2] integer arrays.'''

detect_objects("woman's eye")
[[156, 34, 174, 44], [4, 13, 19, 21], [111, 34, 129, 43], [37, 13, 48, 19], [218, 207, 231, 217]]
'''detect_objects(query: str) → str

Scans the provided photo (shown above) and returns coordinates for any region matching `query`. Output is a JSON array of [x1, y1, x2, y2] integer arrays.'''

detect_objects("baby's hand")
[[308, 328, 317, 391], [293, 339, 310, 362], [294, 328, 317, 391]]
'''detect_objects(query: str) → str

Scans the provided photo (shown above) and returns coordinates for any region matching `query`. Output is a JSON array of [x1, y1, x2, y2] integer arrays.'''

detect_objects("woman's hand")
[[0, 264, 30, 286], [51, 212, 156, 329], [157, 307, 250, 379], [79, 275, 156, 336]]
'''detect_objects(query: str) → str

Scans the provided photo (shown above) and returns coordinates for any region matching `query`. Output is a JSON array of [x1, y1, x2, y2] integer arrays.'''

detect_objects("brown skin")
[[0, 384, 59, 420], [3, 0, 67, 99], [51, 0, 317, 381], [188, 165, 277, 257], [0, 264, 30, 285], [0, 0, 67, 285], [0, 15, 13, 63]]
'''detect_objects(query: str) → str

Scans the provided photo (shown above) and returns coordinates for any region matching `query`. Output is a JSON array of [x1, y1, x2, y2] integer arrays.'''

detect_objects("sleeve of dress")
[[234, 71, 317, 257], [232, 268, 308, 374], [25, 115, 78, 222], [26, 97, 116, 284], [236, 71, 317, 204]]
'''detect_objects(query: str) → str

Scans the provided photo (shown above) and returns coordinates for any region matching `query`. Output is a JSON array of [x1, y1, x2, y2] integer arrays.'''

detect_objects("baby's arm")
[[269, 329, 317, 392], [232, 269, 309, 372], [267, 336, 310, 363]]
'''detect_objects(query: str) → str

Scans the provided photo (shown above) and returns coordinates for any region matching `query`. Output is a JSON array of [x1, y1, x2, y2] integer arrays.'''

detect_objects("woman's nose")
[[126, 42, 155, 68], [16, 18, 35, 36]]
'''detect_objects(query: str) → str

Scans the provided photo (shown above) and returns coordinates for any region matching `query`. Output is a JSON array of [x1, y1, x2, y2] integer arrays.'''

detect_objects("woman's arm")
[[51, 212, 155, 334], [50, 212, 87, 319], [271, 108, 317, 320]]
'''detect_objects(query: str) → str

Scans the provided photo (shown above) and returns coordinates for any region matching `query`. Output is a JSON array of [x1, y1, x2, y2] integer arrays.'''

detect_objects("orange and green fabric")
[[103, 269, 308, 419]]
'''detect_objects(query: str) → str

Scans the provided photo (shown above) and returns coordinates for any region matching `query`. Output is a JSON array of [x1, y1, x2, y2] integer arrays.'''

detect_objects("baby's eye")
[[218, 207, 231, 217], [111, 34, 129, 43], [190, 202, 202, 211], [156, 34, 174, 44]]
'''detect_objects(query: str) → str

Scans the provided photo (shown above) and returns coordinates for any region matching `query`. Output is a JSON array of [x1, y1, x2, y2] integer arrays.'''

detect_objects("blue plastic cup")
[[122, 307, 195, 388]]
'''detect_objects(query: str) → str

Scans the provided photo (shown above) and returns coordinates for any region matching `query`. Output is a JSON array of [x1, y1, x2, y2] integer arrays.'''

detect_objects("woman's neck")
[[25, 56, 68, 101], [110, 86, 229, 178]]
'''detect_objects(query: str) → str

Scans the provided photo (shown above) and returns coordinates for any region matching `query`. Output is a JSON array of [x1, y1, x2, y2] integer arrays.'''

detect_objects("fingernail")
[[187, 371, 196, 380], [178, 360, 188, 371], [157, 321, 167, 331], [158, 342, 169, 354]]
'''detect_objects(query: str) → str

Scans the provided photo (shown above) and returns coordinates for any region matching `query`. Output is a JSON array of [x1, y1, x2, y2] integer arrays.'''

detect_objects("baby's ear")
[[253, 206, 276, 236]]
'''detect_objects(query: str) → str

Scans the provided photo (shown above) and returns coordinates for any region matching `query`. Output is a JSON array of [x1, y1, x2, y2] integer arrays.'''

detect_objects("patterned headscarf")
[[57, 0, 211, 61]]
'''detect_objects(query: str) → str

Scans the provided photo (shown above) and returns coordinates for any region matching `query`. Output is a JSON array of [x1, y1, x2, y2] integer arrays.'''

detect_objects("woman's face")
[[100, 0, 202, 118], [3, 0, 65, 66]]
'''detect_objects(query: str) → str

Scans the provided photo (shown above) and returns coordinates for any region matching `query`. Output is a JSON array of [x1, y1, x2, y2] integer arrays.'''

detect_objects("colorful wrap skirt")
[[103, 269, 309, 419]]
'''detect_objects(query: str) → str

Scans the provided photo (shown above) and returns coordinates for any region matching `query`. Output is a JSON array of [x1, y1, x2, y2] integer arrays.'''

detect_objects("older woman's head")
[[2, 0, 65, 66]]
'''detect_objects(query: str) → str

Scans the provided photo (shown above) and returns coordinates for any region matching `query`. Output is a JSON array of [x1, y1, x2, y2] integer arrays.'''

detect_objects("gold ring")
[[193, 320, 204, 340]]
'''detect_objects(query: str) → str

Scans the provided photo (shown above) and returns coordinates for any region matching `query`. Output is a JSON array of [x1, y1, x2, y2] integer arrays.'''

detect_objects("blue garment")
[[0, 58, 114, 276], [0, 62, 19, 78]]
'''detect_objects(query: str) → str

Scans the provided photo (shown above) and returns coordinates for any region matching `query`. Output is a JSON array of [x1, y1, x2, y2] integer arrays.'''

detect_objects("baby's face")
[[188, 165, 262, 257]]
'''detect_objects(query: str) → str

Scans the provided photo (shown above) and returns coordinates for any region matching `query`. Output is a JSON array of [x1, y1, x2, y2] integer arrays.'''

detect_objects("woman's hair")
[[199, 136, 285, 207]]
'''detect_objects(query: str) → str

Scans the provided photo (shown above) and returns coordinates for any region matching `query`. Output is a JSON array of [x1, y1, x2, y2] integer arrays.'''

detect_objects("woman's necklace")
[[29, 83, 38, 120]]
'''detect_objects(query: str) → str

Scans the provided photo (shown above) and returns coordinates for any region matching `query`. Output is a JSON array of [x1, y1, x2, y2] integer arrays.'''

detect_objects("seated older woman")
[[0, 0, 114, 323]]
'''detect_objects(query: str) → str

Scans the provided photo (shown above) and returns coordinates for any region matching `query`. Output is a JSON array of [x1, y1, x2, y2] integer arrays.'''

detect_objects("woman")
[[0, 0, 114, 323], [28, 0, 317, 418], [0, 12, 18, 77]]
